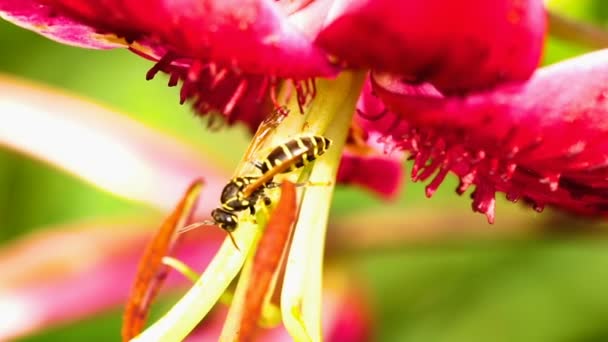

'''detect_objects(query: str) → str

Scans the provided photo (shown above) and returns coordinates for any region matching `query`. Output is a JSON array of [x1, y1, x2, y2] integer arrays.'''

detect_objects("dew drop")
[[506, 191, 521, 203]]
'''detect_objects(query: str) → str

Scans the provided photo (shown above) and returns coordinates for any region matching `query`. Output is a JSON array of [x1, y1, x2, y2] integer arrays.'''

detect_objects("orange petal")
[[237, 181, 297, 341], [122, 179, 203, 341]]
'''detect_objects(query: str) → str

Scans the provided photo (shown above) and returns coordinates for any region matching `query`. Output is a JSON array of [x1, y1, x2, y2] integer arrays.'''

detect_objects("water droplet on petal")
[[533, 203, 545, 212]]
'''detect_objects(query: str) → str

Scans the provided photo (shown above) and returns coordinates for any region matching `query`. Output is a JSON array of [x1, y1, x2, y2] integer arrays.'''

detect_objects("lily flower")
[[0, 75, 373, 341], [4, 0, 607, 341]]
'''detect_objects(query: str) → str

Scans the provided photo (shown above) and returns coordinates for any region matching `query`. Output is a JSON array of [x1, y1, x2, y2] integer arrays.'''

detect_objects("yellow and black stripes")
[[211, 135, 332, 235], [254, 136, 332, 175], [212, 176, 271, 232], [219, 177, 256, 212]]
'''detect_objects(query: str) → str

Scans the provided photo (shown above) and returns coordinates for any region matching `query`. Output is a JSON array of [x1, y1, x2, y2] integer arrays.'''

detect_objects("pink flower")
[[5, 0, 607, 340], [0, 0, 547, 201], [363, 49, 608, 222]]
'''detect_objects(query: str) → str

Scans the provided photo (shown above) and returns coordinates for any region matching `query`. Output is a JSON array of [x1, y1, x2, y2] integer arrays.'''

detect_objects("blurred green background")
[[3, 0, 608, 341]]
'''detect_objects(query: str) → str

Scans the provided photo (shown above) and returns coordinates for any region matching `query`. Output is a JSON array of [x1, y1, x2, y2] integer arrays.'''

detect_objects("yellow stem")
[[161, 257, 199, 283], [280, 71, 366, 341]]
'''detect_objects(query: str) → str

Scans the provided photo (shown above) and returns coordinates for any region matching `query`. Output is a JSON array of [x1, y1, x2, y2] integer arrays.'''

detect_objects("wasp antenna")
[[227, 231, 241, 251], [178, 220, 215, 234]]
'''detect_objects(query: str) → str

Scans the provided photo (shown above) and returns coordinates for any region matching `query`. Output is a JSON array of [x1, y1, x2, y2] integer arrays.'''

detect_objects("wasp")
[[208, 136, 332, 248], [210, 176, 271, 247], [253, 135, 332, 175]]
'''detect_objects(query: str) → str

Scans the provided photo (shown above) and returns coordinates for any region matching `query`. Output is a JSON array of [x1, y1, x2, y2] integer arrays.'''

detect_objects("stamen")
[[257, 76, 270, 103], [179, 61, 205, 104], [168, 73, 180, 87], [414, 157, 443, 182], [294, 80, 305, 113], [146, 52, 177, 81], [457, 170, 477, 195], [290, 78, 318, 114], [426, 166, 449, 198], [270, 80, 280, 108], [308, 78, 317, 99], [471, 182, 497, 223], [228, 182, 296, 341], [224, 79, 248, 116], [123, 180, 203, 341], [211, 68, 229, 89]]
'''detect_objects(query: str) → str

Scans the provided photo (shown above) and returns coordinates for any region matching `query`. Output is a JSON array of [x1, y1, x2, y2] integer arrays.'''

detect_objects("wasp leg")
[[249, 205, 257, 215], [294, 181, 333, 187], [252, 160, 265, 171], [265, 181, 281, 189], [227, 231, 240, 251]]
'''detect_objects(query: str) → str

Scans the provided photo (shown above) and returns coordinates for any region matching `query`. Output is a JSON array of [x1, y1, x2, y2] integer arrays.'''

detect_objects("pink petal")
[[0, 221, 224, 340], [338, 132, 405, 199], [323, 287, 373, 342], [0, 74, 228, 214], [1, 1, 337, 130], [316, 0, 546, 93], [0, 0, 127, 49], [1, 0, 335, 78], [369, 49, 608, 221]]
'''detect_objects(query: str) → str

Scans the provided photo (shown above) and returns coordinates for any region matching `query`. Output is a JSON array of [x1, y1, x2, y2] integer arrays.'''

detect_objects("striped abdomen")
[[255, 136, 332, 175]]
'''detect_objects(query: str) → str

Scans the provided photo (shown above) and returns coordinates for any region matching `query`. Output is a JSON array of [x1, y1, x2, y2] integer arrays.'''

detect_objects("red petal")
[[1, 0, 338, 130], [338, 134, 405, 199], [324, 288, 373, 342], [316, 0, 546, 93], [2, 0, 335, 78], [370, 49, 608, 220], [0, 0, 127, 48]]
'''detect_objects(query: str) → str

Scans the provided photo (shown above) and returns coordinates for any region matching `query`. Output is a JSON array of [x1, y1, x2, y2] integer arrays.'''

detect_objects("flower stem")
[[280, 71, 366, 341], [161, 257, 199, 283], [132, 222, 259, 342], [132, 71, 365, 342]]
